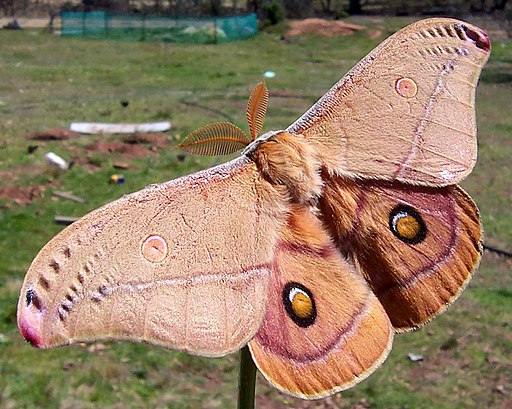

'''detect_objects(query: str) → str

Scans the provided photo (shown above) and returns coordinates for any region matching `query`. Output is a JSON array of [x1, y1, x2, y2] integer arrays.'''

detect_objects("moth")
[[18, 18, 490, 399]]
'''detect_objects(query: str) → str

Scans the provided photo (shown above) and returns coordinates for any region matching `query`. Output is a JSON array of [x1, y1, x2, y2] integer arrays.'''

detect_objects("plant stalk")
[[237, 345, 257, 409]]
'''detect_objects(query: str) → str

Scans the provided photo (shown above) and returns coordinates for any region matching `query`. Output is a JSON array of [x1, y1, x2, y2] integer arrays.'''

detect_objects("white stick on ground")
[[70, 121, 171, 134]]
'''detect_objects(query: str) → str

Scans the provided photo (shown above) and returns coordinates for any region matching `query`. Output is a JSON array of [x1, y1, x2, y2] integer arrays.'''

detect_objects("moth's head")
[[246, 130, 323, 204], [242, 130, 283, 156]]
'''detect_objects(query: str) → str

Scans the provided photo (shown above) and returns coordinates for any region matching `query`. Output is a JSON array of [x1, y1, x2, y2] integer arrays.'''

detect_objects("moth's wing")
[[288, 18, 490, 186], [248, 205, 393, 399], [319, 174, 483, 332], [18, 157, 289, 357]]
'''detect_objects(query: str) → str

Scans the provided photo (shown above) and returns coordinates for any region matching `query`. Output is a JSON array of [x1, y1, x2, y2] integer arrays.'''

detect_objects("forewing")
[[18, 157, 289, 356], [288, 18, 490, 186], [249, 205, 393, 399], [319, 174, 482, 332]]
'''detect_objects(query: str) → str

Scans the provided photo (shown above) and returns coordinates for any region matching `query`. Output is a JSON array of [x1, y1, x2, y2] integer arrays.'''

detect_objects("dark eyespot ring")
[[389, 205, 427, 244], [282, 282, 316, 328]]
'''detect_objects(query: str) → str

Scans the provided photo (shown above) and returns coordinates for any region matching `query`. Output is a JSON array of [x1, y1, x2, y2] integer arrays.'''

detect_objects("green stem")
[[237, 345, 257, 409]]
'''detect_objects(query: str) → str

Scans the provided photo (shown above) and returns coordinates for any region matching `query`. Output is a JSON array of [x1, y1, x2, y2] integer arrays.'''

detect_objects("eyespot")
[[395, 77, 418, 98], [282, 282, 316, 328], [141, 234, 168, 262], [389, 205, 427, 244]]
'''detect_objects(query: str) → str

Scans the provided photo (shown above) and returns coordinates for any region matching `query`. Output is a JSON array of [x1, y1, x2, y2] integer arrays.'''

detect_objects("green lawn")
[[0, 17, 511, 409]]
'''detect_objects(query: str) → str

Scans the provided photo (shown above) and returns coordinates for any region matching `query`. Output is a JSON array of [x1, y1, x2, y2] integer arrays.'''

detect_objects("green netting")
[[61, 11, 258, 43]]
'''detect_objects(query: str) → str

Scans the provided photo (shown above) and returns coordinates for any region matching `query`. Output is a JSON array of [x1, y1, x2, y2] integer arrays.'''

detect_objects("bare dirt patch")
[[85, 132, 169, 159], [86, 141, 151, 159], [0, 185, 46, 206], [26, 128, 81, 141], [286, 18, 366, 37], [0, 17, 56, 29], [120, 132, 169, 149]]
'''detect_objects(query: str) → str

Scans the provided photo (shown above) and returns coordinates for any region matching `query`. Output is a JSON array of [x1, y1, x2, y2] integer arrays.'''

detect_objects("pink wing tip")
[[463, 25, 491, 52], [18, 316, 43, 348], [18, 290, 44, 348]]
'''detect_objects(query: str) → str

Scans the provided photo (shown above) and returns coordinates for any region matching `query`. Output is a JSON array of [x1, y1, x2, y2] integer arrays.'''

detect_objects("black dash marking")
[[26, 288, 42, 311], [38, 276, 50, 290], [454, 24, 467, 41], [77, 272, 85, 284], [49, 259, 61, 273]]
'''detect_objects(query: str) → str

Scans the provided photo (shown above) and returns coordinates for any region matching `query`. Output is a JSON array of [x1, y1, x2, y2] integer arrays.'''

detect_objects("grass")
[[0, 17, 511, 409]]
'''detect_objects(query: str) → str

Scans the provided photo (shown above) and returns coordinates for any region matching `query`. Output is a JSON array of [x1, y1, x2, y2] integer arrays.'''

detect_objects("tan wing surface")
[[18, 157, 289, 357], [288, 18, 490, 186]]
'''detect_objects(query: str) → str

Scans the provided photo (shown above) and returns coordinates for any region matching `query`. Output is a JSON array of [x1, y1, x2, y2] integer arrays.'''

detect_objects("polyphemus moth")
[[17, 18, 490, 399]]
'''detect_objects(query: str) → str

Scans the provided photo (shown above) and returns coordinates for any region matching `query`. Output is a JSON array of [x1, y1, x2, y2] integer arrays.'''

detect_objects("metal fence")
[[60, 11, 258, 43]]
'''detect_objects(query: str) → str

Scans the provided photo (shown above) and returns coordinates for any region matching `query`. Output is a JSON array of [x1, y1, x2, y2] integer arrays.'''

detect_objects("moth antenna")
[[246, 81, 269, 141], [178, 121, 251, 156]]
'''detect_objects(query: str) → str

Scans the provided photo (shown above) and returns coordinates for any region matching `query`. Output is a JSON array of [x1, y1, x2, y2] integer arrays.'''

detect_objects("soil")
[[0, 17, 54, 29], [85, 132, 169, 158], [85, 141, 152, 159], [0, 185, 46, 206], [25, 128, 81, 141], [120, 132, 169, 149], [0, 128, 171, 207], [286, 18, 366, 37]]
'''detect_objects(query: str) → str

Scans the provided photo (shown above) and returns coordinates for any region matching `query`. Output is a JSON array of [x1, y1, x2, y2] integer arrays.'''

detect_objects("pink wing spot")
[[19, 318, 42, 348], [395, 77, 418, 98], [141, 234, 168, 262]]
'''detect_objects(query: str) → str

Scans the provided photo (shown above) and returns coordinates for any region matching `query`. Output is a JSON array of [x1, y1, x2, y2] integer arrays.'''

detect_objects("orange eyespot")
[[141, 235, 168, 262], [395, 77, 418, 98], [283, 282, 316, 327], [396, 215, 421, 240], [390, 206, 427, 244], [291, 291, 313, 319]]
